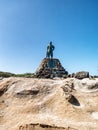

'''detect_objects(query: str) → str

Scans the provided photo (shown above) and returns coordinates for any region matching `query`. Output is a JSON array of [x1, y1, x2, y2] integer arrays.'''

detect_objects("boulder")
[[75, 71, 89, 79]]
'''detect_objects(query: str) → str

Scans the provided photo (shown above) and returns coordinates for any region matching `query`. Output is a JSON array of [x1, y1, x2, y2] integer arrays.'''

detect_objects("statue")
[[46, 41, 55, 58]]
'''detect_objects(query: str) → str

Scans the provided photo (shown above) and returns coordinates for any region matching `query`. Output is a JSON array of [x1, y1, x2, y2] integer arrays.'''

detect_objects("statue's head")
[[50, 41, 52, 45]]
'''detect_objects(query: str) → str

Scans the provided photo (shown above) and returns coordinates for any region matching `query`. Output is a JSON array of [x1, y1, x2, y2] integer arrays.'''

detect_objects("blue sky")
[[0, 0, 98, 75]]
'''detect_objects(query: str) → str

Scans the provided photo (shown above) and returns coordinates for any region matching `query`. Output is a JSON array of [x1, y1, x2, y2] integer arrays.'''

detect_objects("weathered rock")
[[34, 58, 68, 78], [0, 79, 12, 96], [19, 123, 77, 130], [1, 77, 98, 130], [16, 89, 39, 97], [74, 78, 98, 92], [75, 71, 89, 79]]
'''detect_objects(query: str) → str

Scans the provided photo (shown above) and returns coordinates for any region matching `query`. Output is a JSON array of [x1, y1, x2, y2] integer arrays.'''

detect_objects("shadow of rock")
[[16, 89, 39, 98], [68, 95, 80, 106], [19, 123, 78, 130]]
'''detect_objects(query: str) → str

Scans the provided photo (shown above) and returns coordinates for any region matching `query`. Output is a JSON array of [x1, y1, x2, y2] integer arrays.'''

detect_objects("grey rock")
[[75, 71, 89, 79]]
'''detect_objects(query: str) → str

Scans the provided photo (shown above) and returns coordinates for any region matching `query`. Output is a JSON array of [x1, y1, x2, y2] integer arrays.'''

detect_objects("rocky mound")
[[0, 77, 98, 130], [34, 58, 68, 78]]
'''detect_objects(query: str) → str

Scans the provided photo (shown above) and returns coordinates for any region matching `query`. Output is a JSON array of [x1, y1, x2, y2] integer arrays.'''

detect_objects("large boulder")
[[75, 71, 89, 79]]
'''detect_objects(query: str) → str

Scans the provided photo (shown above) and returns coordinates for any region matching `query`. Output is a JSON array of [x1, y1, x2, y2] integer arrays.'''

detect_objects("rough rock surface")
[[19, 123, 77, 130], [34, 58, 68, 78], [74, 78, 98, 92], [75, 71, 89, 79], [0, 77, 98, 130]]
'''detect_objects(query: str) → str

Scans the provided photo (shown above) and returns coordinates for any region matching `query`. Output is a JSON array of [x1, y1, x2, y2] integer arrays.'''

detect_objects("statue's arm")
[[53, 45, 55, 50]]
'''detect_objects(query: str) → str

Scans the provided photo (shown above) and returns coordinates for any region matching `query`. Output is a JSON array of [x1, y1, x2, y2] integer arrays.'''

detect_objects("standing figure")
[[46, 41, 55, 58]]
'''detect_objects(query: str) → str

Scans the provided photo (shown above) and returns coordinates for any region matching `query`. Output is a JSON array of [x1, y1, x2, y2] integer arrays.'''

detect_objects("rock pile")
[[34, 58, 68, 78]]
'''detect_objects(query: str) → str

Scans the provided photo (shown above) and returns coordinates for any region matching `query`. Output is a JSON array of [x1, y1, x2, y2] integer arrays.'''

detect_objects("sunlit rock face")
[[34, 58, 68, 78], [0, 77, 98, 130]]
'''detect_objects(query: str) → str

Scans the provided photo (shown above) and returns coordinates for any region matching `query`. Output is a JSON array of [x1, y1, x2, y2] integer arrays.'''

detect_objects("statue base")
[[34, 58, 68, 78]]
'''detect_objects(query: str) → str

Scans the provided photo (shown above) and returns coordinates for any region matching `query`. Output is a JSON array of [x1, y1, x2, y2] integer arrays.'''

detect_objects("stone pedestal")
[[34, 58, 68, 78]]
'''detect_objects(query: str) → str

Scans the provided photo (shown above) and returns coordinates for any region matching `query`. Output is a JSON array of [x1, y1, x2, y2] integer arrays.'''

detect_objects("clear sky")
[[0, 0, 98, 75]]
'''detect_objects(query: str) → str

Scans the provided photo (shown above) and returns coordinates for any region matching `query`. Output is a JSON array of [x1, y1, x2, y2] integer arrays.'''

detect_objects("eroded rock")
[[0, 77, 98, 130], [75, 71, 89, 79], [19, 123, 77, 130], [74, 78, 98, 92]]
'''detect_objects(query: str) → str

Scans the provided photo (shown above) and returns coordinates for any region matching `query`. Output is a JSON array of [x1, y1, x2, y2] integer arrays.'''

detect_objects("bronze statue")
[[46, 41, 55, 58]]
